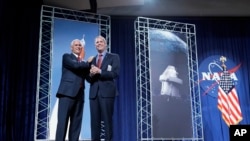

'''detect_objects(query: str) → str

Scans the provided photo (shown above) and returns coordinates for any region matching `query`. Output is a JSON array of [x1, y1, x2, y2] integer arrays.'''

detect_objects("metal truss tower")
[[34, 5, 110, 140], [135, 17, 204, 141]]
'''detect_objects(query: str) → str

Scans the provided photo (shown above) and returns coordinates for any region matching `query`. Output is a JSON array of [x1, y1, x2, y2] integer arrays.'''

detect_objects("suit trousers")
[[55, 89, 84, 141], [90, 92, 115, 141]]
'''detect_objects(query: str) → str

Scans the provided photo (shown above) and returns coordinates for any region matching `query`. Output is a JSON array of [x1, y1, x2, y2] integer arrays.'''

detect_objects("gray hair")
[[71, 39, 83, 46], [95, 35, 107, 44]]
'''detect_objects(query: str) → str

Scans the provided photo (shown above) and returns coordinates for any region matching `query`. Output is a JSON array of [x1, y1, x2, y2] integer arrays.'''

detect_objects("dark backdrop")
[[1, 2, 250, 141]]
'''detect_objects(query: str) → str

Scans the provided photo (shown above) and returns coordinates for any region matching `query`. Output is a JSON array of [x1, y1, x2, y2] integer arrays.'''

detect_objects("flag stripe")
[[217, 71, 242, 126]]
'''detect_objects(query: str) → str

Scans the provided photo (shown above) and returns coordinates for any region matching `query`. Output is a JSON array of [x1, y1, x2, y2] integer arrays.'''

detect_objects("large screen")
[[149, 29, 193, 138], [49, 18, 99, 140], [35, 6, 110, 141]]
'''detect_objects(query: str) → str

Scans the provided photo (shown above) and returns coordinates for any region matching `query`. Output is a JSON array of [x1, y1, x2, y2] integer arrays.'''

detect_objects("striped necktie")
[[97, 54, 103, 68]]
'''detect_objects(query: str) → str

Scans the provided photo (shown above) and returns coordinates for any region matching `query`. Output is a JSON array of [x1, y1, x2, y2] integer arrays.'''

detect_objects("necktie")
[[97, 54, 103, 68]]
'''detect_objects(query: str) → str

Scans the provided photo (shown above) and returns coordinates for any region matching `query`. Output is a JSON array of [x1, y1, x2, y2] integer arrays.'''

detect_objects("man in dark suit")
[[87, 35, 120, 141], [55, 39, 93, 141]]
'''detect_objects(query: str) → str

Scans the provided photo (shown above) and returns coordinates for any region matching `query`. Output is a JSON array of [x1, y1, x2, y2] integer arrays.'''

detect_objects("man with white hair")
[[55, 39, 93, 141]]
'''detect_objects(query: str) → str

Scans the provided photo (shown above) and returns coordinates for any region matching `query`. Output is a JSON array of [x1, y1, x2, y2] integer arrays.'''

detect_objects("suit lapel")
[[101, 53, 109, 68], [94, 53, 110, 68], [71, 53, 78, 61], [93, 55, 98, 66]]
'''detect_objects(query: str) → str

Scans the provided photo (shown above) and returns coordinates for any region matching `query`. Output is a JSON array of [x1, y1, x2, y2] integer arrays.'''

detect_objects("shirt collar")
[[72, 53, 79, 58], [99, 51, 107, 57]]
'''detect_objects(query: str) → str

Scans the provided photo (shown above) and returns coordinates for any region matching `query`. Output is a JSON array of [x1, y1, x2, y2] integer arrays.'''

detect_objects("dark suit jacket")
[[56, 53, 90, 98], [87, 52, 120, 98]]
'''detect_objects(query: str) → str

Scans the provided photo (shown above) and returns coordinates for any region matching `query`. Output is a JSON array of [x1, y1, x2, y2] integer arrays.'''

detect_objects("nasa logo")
[[198, 55, 241, 97]]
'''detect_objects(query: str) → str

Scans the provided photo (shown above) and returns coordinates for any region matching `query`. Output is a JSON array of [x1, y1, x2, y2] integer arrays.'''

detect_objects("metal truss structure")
[[34, 5, 110, 140], [135, 17, 204, 141]]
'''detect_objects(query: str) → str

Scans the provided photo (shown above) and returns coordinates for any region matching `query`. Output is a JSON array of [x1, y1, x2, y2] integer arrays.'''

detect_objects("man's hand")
[[90, 65, 101, 75], [87, 56, 95, 63]]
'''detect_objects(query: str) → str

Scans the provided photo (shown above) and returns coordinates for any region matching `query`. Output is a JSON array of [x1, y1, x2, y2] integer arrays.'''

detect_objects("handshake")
[[90, 65, 101, 76], [86, 56, 101, 76]]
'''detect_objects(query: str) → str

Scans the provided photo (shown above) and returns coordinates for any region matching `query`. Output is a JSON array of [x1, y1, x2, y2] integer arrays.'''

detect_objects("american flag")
[[217, 70, 242, 126]]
